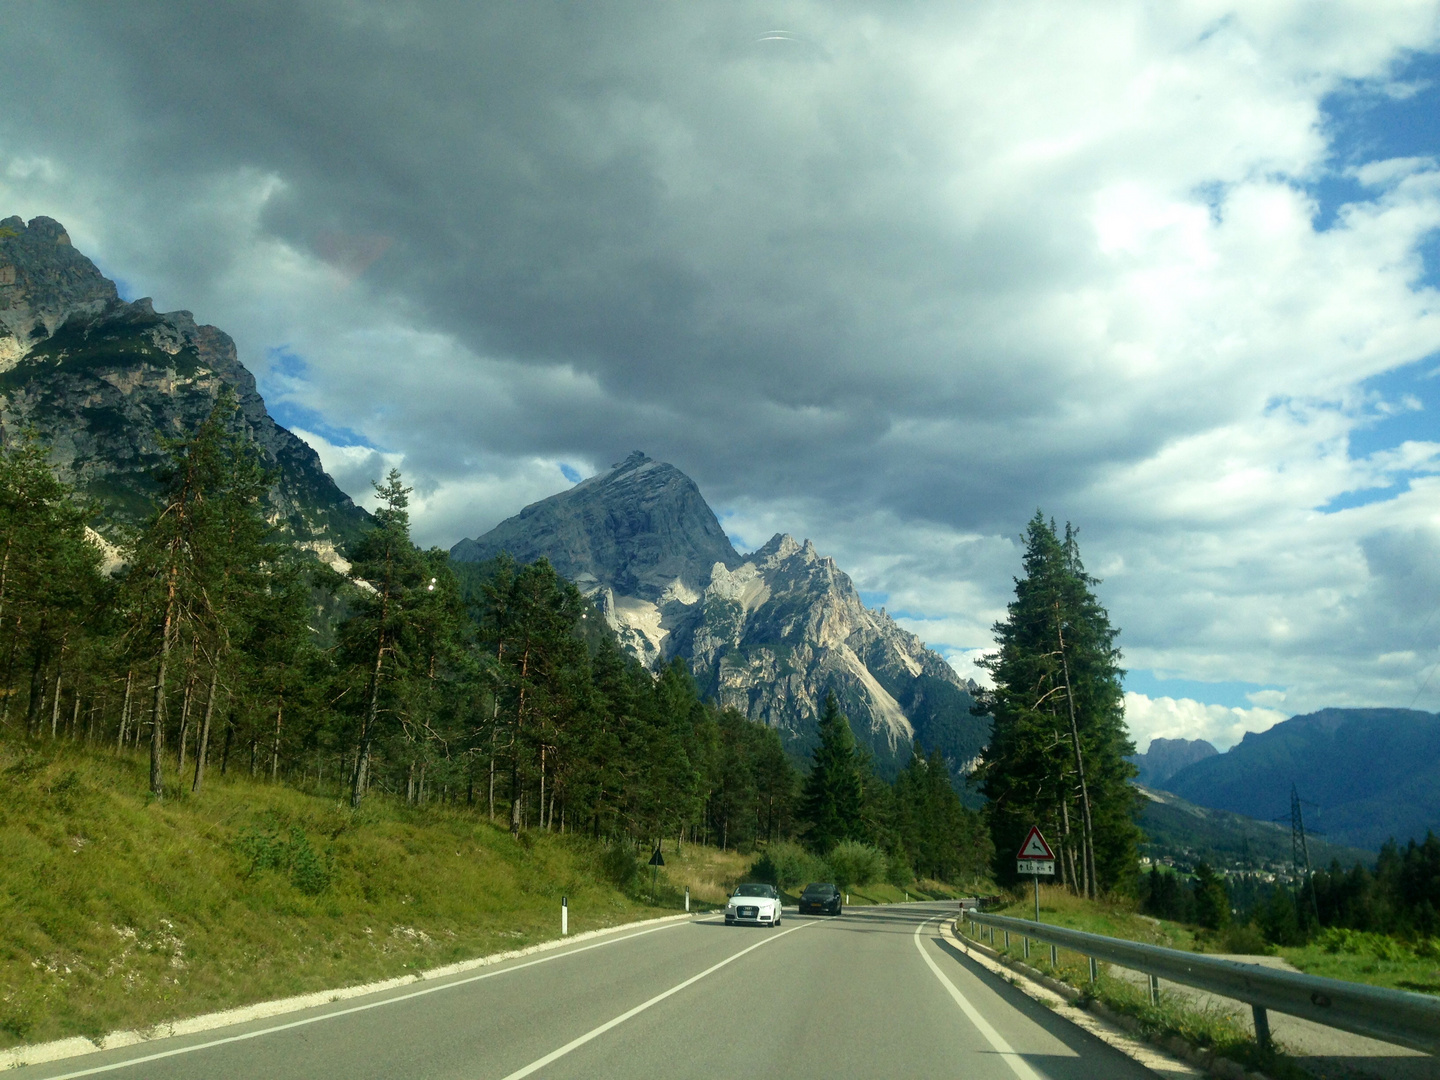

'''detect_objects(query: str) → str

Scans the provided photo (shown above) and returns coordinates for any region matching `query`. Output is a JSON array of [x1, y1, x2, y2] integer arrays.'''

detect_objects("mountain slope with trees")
[[0, 215, 367, 561], [453, 453, 989, 785], [1163, 708, 1440, 850]]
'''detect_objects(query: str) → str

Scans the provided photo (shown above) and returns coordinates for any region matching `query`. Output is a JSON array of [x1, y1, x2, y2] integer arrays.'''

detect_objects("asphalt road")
[[21, 903, 1160, 1080]]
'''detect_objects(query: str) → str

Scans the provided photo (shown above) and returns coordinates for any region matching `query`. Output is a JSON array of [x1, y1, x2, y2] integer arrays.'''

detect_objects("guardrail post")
[[1050, 944, 1057, 968], [1253, 1005, 1271, 1051], [1004, 930, 1010, 950], [1149, 974, 1160, 1006], [1088, 956, 1097, 983], [1023, 936, 1030, 959]]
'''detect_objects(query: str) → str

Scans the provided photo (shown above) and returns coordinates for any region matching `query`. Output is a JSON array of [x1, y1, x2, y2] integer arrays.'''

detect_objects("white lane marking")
[[913, 918, 1046, 1080], [498, 920, 813, 1080], [35, 922, 689, 1080]]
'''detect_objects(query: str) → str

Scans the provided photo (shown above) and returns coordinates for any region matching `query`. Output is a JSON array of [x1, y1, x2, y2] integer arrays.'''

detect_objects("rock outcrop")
[[453, 453, 989, 779], [0, 216, 368, 561], [1129, 737, 1218, 789]]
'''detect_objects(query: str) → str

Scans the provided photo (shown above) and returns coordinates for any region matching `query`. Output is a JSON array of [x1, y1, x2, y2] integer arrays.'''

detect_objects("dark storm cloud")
[[4, 1, 1440, 732], [0, 0, 1174, 533]]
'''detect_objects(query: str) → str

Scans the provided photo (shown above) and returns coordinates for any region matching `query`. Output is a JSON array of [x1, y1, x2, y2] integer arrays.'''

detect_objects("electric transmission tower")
[[1290, 784, 1321, 924]]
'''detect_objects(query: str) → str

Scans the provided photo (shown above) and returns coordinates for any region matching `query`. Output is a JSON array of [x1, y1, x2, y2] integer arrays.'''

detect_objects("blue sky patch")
[[1314, 50, 1440, 289], [266, 345, 309, 380], [1124, 669, 1284, 710], [269, 400, 375, 449], [1319, 354, 1439, 512], [559, 463, 582, 484], [858, 590, 890, 608]]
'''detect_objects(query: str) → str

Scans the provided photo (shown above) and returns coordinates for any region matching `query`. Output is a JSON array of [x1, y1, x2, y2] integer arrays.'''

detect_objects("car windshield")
[[733, 884, 773, 897], [802, 883, 835, 896]]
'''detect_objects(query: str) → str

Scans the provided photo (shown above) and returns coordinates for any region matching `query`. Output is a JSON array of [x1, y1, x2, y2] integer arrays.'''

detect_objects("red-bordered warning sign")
[[1016, 825, 1055, 861]]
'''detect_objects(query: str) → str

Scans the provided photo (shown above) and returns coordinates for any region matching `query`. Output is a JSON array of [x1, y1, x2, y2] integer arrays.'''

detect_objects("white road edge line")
[[913, 916, 1046, 1080], [498, 920, 813, 1080], [35, 921, 689, 1080]]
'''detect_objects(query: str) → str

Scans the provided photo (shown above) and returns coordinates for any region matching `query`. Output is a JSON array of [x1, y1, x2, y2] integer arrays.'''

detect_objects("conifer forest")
[[0, 400, 993, 883]]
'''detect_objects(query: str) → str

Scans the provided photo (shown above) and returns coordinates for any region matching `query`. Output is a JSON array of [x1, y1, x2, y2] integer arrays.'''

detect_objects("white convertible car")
[[725, 883, 782, 926]]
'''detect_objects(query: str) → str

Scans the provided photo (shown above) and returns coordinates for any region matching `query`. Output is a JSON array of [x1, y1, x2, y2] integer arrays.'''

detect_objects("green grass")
[[994, 884, 1201, 949], [1280, 929, 1440, 996], [962, 905, 1307, 1080], [0, 739, 686, 1050], [833, 880, 970, 906]]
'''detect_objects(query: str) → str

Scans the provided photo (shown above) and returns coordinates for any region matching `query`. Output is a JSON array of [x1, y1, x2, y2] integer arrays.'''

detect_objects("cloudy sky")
[[3, 1, 1439, 751]]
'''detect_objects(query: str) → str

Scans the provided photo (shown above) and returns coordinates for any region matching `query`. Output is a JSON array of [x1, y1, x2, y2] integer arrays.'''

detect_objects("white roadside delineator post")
[[562, 896, 568, 936], [685, 886, 689, 912]]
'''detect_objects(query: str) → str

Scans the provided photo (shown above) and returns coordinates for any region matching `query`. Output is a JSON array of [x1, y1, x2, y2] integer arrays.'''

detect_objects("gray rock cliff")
[[453, 455, 988, 780], [0, 215, 368, 563]]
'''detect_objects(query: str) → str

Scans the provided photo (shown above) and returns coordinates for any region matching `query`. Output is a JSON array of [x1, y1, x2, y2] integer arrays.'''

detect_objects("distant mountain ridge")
[[452, 453, 989, 780], [1162, 708, 1440, 851], [0, 215, 368, 562], [1130, 737, 1218, 788]]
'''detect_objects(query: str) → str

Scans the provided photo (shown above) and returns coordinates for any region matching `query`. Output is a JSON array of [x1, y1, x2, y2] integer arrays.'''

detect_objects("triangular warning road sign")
[[1017, 826, 1055, 861], [648, 847, 665, 867]]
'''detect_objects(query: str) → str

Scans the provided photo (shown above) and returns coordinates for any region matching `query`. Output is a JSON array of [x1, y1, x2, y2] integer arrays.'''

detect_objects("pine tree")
[[0, 435, 108, 735], [339, 469, 432, 808], [974, 512, 1140, 896], [798, 692, 867, 852]]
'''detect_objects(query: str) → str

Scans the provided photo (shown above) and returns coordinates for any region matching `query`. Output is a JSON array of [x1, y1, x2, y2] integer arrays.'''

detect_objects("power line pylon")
[[1290, 783, 1320, 924]]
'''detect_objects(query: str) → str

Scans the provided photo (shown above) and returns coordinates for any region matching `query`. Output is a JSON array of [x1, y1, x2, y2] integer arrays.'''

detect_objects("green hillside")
[[1138, 786, 1376, 874], [0, 740, 701, 1051]]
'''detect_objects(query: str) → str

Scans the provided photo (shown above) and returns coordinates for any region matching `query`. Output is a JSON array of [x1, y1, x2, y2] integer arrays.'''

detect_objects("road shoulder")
[[0, 911, 698, 1073], [942, 919, 1220, 1080]]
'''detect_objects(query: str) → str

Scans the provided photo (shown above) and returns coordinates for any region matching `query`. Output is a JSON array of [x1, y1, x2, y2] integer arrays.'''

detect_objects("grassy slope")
[[992, 886, 1440, 995], [0, 741, 751, 1050]]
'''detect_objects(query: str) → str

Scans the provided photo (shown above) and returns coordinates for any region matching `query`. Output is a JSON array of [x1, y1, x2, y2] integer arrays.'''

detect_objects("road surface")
[[19, 903, 1159, 1080]]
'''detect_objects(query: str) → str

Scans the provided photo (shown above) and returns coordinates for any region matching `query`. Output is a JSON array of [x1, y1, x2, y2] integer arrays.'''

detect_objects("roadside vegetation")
[[0, 739, 698, 1050], [976, 887, 1305, 1078]]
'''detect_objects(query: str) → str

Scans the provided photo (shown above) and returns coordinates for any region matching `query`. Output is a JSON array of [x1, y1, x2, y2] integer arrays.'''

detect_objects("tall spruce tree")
[[339, 470, 432, 808], [974, 513, 1140, 896], [798, 692, 867, 852]]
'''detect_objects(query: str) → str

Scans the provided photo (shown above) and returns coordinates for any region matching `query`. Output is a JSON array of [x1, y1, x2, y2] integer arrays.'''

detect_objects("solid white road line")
[[35, 921, 690, 1080], [497, 920, 814, 1080], [913, 917, 1046, 1080]]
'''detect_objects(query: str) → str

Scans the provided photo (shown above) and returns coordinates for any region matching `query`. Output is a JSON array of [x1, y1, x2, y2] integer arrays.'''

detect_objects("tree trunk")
[[270, 694, 283, 780], [1056, 613, 1097, 899], [49, 651, 65, 737], [117, 669, 133, 751], [510, 646, 531, 837], [539, 744, 546, 831], [150, 560, 181, 800], [192, 667, 219, 793], [25, 634, 48, 736], [176, 646, 198, 772], [351, 640, 385, 809], [0, 614, 21, 727]]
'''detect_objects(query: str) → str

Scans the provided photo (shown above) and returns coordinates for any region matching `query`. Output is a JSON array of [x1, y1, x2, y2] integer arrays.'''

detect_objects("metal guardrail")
[[963, 911, 1440, 1056]]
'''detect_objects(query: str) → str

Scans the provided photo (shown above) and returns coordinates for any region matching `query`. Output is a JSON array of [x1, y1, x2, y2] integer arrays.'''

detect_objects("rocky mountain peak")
[[0, 215, 369, 559], [0, 216, 120, 368], [451, 452, 741, 603], [456, 458, 989, 781]]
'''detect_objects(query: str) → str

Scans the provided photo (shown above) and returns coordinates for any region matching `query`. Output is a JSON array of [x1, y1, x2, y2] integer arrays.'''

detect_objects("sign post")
[[1016, 826, 1056, 923], [649, 844, 665, 899]]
